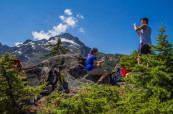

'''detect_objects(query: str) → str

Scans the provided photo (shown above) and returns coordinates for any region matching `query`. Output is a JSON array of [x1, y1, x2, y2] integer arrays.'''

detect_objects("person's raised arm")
[[134, 23, 141, 36], [136, 31, 141, 36]]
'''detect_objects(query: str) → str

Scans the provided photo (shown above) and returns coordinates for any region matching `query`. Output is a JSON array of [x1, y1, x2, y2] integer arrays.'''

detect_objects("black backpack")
[[41, 69, 69, 95], [46, 69, 61, 86], [41, 69, 64, 95]]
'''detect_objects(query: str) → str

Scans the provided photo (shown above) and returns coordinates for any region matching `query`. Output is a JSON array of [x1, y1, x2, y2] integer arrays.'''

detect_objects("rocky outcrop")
[[23, 66, 42, 86], [23, 54, 99, 89], [67, 64, 86, 78], [23, 54, 130, 90]]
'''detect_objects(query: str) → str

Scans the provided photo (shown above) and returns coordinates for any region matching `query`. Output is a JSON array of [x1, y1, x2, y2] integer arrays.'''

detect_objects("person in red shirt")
[[14, 59, 26, 77]]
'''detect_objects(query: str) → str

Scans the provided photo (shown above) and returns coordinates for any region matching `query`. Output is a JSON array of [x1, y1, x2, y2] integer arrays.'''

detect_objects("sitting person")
[[86, 48, 109, 84]]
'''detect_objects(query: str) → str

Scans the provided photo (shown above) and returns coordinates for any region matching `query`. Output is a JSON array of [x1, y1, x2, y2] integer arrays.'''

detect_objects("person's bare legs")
[[138, 53, 150, 67], [97, 70, 109, 83], [138, 53, 141, 65]]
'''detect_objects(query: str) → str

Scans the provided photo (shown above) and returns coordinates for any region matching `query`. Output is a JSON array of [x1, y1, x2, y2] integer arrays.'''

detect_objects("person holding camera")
[[134, 18, 152, 67], [86, 48, 109, 84]]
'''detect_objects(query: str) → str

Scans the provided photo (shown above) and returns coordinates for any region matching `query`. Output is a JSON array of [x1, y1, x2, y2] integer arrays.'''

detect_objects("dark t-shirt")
[[86, 54, 96, 72]]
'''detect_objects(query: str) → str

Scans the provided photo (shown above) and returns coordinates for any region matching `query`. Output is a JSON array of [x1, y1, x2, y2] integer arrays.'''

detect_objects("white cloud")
[[77, 14, 84, 19], [32, 9, 84, 40], [64, 9, 72, 15], [60, 15, 78, 27], [48, 23, 67, 36], [15, 42, 23, 46], [32, 23, 67, 40], [32, 31, 50, 40], [79, 28, 85, 33], [59, 15, 65, 20], [64, 17, 77, 27]]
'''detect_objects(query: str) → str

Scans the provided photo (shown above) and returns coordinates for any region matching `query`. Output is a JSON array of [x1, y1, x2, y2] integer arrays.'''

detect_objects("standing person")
[[134, 18, 151, 67], [86, 48, 109, 84]]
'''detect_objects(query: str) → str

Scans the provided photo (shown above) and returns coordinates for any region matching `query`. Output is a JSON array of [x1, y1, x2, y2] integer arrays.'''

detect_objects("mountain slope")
[[0, 43, 10, 54], [0, 33, 124, 67], [0, 33, 90, 64]]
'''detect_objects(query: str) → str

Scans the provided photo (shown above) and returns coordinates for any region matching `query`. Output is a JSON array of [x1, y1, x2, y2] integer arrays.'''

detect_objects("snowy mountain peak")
[[23, 39, 33, 44], [0, 33, 90, 64]]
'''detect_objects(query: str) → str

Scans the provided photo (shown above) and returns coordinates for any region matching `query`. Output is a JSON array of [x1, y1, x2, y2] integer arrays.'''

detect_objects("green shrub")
[[119, 50, 138, 71], [44, 84, 119, 114], [0, 52, 42, 113]]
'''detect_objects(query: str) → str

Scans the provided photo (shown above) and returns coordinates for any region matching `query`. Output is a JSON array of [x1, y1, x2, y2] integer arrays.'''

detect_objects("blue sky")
[[0, 0, 173, 55]]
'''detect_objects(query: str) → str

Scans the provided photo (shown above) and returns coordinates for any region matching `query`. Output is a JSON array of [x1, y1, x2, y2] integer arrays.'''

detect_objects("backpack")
[[46, 69, 60, 86], [109, 69, 122, 85], [116, 69, 122, 82], [41, 68, 68, 95]]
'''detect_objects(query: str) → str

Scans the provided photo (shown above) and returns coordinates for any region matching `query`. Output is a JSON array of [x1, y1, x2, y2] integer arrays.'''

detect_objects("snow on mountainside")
[[0, 33, 90, 64]]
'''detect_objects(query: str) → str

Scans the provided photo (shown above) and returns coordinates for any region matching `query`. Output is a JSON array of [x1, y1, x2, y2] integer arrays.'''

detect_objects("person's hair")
[[141, 18, 149, 24], [14, 59, 22, 68], [90, 48, 98, 55]]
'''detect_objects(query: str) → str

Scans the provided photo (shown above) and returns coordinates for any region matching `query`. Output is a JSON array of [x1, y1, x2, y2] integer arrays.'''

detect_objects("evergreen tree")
[[119, 50, 138, 71], [44, 37, 69, 56], [150, 24, 173, 73], [0, 52, 41, 113]]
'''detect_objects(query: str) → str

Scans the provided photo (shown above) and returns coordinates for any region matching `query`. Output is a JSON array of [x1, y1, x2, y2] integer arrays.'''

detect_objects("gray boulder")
[[23, 66, 42, 86], [23, 54, 96, 89], [68, 64, 87, 78]]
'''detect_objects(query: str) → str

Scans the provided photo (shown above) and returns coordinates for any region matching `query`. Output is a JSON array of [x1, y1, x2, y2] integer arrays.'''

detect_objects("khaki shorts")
[[88, 68, 107, 76]]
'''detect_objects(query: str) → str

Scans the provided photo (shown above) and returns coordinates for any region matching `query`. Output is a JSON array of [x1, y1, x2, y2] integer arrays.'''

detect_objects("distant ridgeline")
[[97, 53, 124, 71], [0, 33, 124, 70]]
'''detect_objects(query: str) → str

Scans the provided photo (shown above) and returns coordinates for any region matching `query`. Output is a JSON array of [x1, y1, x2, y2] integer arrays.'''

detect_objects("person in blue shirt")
[[86, 48, 109, 84]]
